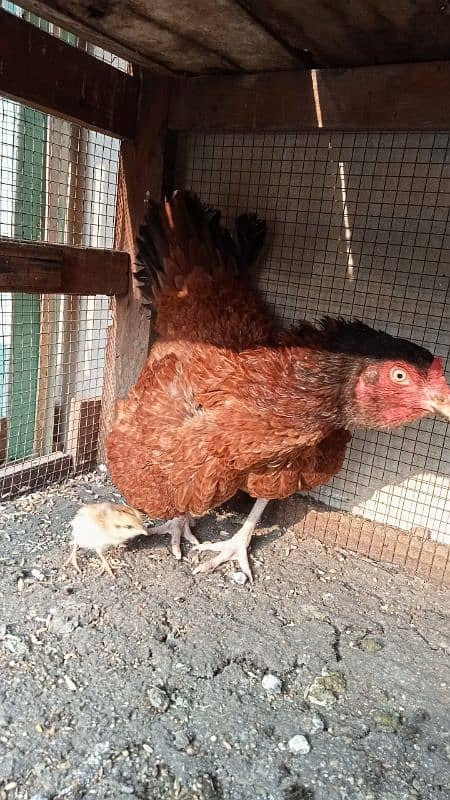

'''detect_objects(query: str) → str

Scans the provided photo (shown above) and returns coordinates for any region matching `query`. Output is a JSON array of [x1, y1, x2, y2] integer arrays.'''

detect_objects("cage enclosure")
[[0, 1, 449, 586]]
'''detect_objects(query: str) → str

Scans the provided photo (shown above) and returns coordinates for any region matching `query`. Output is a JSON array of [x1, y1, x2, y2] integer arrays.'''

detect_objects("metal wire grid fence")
[[175, 130, 450, 576], [0, 95, 120, 498]]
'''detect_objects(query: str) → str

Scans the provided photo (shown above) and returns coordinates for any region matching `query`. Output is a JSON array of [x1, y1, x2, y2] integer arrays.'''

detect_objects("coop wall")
[[0, 93, 120, 497], [175, 131, 450, 546]]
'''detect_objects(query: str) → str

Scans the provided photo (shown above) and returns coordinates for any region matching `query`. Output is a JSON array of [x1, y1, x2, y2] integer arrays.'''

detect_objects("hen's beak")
[[427, 395, 450, 421]]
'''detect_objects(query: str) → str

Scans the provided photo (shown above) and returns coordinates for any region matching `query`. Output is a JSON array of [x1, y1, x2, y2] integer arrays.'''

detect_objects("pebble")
[[301, 712, 325, 734], [288, 734, 311, 755], [48, 614, 80, 636], [230, 572, 247, 585], [373, 711, 401, 732], [173, 730, 191, 750], [359, 636, 384, 653], [262, 674, 282, 694], [148, 687, 170, 712], [304, 669, 347, 709]]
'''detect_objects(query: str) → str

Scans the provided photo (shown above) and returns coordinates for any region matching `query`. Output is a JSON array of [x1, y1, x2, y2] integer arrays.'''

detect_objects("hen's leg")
[[148, 514, 199, 560], [192, 498, 269, 583]]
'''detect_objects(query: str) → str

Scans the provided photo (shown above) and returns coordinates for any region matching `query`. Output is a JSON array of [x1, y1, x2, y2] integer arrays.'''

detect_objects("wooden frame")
[[168, 62, 450, 132], [18, 0, 170, 72], [0, 240, 129, 295], [0, 7, 140, 139], [98, 76, 170, 459]]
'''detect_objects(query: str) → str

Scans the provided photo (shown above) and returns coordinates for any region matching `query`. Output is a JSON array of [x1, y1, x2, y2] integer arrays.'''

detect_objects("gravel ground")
[[0, 470, 449, 800]]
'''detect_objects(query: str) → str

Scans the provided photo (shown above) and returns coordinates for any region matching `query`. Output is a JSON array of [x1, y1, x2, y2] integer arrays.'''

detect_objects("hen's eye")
[[390, 367, 408, 384]]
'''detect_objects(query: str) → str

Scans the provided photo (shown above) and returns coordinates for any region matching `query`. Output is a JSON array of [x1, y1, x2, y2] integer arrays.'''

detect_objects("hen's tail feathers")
[[134, 190, 266, 307]]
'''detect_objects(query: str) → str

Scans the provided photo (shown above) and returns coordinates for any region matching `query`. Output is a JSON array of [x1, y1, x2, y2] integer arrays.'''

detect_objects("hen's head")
[[319, 319, 450, 430]]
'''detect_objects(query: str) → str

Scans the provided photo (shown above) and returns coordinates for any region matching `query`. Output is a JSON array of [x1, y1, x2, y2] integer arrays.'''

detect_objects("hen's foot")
[[192, 528, 253, 582], [192, 498, 270, 583], [148, 515, 199, 560]]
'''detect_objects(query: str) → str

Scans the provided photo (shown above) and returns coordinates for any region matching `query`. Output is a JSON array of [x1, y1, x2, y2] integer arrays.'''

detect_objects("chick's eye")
[[390, 367, 408, 384]]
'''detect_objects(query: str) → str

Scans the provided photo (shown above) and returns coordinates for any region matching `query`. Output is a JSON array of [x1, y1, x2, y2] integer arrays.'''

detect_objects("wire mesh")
[[0, 94, 119, 498], [175, 130, 450, 580]]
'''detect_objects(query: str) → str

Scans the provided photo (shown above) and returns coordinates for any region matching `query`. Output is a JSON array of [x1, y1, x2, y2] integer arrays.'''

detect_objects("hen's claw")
[[149, 515, 199, 560], [192, 531, 254, 583]]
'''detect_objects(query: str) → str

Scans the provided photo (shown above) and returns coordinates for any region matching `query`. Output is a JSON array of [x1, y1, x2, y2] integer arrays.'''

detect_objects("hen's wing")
[[243, 429, 351, 499], [135, 190, 272, 350]]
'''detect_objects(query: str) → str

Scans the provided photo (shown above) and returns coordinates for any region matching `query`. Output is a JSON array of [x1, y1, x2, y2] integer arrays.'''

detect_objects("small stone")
[[288, 734, 311, 755], [301, 712, 325, 734], [230, 571, 247, 585], [304, 669, 346, 709], [262, 674, 282, 694], [148, 687, 170, 712], [48, 614, 80, 636], [319, 669, 347, 694], [64, 676, 77, 692], [173, 730, 190, 750], [373, 711, 401, 732], [30, 568, 45, 581], [305, 683, 336, 709], [359, 636, 384, 653]]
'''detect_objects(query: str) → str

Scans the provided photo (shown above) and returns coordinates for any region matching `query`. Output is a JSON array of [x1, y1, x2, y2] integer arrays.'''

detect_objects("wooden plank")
[[230, 1, 450, 70], [18, 0, 300, 74], [66, 397, 101, 474], [0, 452, 73, 500], [99, 76, 170, 461], [0, 419, 7, 466], [20, 0, 450, 72], [18, 0, 172, 72], [0, 240, 129, 295], [169, 62, 450, 131], [0, 8, 140, 138]]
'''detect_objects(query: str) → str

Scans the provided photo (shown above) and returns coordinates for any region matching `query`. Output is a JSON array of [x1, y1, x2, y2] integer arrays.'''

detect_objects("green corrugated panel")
[[7, 105, 47, 461]]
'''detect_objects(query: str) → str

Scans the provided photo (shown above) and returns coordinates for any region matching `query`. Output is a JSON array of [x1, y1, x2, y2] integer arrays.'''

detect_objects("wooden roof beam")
[[168, 62, 450, 132], [0, 7, 140, 138]]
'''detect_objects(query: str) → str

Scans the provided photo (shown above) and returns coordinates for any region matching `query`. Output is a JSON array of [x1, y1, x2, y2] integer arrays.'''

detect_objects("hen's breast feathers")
[[107, 343, 350, 518]]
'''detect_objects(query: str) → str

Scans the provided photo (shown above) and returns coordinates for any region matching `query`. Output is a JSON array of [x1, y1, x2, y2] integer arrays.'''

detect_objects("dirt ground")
[[0, 470, 449, 800]]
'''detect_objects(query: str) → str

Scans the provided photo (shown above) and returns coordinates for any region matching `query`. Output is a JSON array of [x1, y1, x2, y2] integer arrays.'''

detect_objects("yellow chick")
[[65, 501, 147, 577]]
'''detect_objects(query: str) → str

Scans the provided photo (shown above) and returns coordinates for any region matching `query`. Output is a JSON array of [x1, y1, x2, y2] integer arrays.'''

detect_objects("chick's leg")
[[148, 514, 199, 560], [193, 498, 269, 583], [64, 544, 81, 574], [96, 550, 116, 578]]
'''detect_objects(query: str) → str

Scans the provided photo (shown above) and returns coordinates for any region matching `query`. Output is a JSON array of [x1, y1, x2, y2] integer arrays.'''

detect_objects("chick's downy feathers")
[[66, 502, 147, 577]]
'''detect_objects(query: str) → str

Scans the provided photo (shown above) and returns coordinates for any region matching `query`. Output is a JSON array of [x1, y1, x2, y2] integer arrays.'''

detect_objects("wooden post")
[[99, 75, 170, 462]]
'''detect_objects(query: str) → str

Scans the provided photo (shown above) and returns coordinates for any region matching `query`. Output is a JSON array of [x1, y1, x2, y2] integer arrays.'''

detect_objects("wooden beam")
[[0, 452, 72, 500], [18, 0, 171, 73], [99, 76, 170, 460], [169, 61, 450, 131], [0, 8, 140, 138], [0, 240, 129, 295]]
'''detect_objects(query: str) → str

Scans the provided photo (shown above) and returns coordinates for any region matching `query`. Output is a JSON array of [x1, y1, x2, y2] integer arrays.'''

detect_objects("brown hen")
[[107, 191, 450, 580]]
